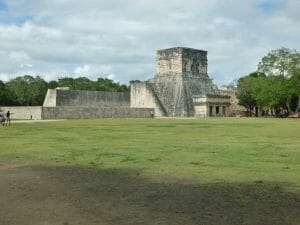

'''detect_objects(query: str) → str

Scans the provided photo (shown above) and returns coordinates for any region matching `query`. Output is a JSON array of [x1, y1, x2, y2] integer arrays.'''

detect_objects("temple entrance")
[[209, 106, 213, 116], [216, 106, 220, 115]]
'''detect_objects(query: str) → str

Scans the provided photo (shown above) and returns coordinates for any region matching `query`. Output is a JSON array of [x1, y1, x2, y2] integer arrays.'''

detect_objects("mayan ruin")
[[131, 47, 230, 117]]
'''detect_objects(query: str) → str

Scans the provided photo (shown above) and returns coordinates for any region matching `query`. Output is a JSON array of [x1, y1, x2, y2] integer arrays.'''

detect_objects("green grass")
[[1, 118, 300, 192]]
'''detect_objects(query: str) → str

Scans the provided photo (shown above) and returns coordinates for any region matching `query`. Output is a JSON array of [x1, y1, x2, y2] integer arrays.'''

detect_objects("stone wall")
[[0, 106, 42, 120], [0, 106, 153, 120], [42, 107, 153, 119], [218, 89, 247, 116], [130, 82, 164, 116], [43, 89, 130, 107]]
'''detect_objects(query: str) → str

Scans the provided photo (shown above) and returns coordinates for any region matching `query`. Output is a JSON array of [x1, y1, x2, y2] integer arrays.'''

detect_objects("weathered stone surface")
[[156, 47, 208, 78], [131, 47, 226, 117], [41, 107, 153, 119], [0, 106, 154, 120], [0, 106, 42, 120], [43, 89, 130, 107], [1, 89, 153, 120], [218, 88, 247, 116]]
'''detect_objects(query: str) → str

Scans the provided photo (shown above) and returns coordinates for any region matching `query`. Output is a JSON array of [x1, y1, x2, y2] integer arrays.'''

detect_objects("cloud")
[[20, 63, 33, 69], [0, 0, 299, 85], [74, 65, 91, 75]]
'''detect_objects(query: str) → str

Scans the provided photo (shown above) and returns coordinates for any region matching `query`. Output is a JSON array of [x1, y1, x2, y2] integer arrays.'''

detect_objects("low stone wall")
[[41, 107, 154, 119], [0, 106, 154, 120], [0, 106, 42, 120], [43, 89, 130, 107]]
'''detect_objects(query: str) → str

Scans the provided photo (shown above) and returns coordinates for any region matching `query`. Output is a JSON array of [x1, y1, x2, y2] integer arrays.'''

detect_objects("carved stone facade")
[[218, 88, 247, 116], [156, 47, 208, 78], [131, 47, 231, 117]]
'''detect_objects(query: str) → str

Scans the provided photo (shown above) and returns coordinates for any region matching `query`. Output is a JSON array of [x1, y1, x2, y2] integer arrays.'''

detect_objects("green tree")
[[287, 69, 300, 112], [3, 75, 129, 106], [30, 76, 48, 105], [96, 78, 128, 92], [47, 80, 58, 89], [57, 77, 75, 89], [0, 80, 9, 105], [256, 47, 300, 114], [258, 47, 300, 77], [56, 76, 129, 92], [6, 76, 32, 105], [236, 72, 260, 116], [74, 77, 95, 90], [250, 75, 287, 115], [6, 75, 47, 106]]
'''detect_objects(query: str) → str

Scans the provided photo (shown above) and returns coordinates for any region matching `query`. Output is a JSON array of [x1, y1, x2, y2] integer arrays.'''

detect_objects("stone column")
[[222, 106, 226, 117], [212, 105, 216, 116]]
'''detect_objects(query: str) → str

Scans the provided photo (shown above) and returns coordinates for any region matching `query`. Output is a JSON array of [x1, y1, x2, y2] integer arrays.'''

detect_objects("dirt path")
[[0, 163, 299, 225]]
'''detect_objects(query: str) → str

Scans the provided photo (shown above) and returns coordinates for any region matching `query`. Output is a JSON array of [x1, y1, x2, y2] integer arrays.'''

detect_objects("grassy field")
[[1, 117, 300, 225], [1, 117, 299, 191]]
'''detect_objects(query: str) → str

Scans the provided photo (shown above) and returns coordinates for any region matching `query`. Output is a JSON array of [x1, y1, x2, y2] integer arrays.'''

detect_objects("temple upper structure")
[[131, 47, 230, 117]]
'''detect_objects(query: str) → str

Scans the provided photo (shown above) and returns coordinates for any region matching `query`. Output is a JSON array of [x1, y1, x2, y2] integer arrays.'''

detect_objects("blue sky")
[[0, 0, 299, 85]]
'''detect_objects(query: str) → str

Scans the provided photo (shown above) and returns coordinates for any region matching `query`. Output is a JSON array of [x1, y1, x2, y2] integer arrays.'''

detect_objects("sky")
[[0, 0, 299, 85]]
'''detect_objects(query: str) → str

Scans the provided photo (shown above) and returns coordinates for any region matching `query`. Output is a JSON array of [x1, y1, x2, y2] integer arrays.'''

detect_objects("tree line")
[[237, 47, 300, 116], [0, 76, 129, 106]]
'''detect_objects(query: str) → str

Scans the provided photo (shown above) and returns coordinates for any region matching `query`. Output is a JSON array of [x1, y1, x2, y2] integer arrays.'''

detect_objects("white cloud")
[[74, 65, 91, 75], [9, 51, 30, 61], [0, 0, 299, 85], [106, 73, 115, 80], [20, 63, 33, 68]]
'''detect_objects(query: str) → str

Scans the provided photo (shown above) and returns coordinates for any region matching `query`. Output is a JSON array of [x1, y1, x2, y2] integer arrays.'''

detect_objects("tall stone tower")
[[131, 47, 228, 117], [156, 47, 208, 79]]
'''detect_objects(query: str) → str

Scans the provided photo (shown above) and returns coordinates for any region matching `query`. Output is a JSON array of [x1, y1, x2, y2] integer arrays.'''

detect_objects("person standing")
[[5, 110, 11, 126]]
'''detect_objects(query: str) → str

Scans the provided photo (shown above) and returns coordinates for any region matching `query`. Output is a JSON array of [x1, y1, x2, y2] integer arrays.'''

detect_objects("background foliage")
[[0, 76, 129, 106], [237, 47, 300, 116]]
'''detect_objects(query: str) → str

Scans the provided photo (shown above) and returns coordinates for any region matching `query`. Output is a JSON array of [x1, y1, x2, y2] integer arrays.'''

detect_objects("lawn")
[[1, 118, 300, 225], [1, 118, 299, 191]]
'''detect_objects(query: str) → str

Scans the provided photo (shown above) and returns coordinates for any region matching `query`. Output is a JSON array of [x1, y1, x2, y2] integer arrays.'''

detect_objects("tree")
[[237, 71, 291, 116], [287, 69, 300, 112], [47, 80, 58, 89], [96, 78, 129, 92], [2, 75, 129, 106], [6, 76, 32, 105], [6, 75, 47, 106], [57, 77, 75, 89], [74, 77, 95, 90], [56, 76, 129, 92], [256, 47, 300, 114], [30, 76, 48, 105], [236, 72, 261, 116], [258, 47, 300, 77], [250, 75, 287, 115], [0, 80, 8, 105]]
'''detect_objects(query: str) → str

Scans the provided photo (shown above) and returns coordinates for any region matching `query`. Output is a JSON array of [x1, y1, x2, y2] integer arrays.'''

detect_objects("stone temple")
[[131, 47, 230, 117]]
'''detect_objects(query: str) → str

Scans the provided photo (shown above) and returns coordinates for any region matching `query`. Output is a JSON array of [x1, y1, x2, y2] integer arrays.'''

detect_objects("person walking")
[[5, 110, 11, 126]]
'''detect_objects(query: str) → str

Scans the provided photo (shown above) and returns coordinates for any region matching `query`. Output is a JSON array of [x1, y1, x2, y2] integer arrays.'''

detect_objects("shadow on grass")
[[0, 164, 299, 225]]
